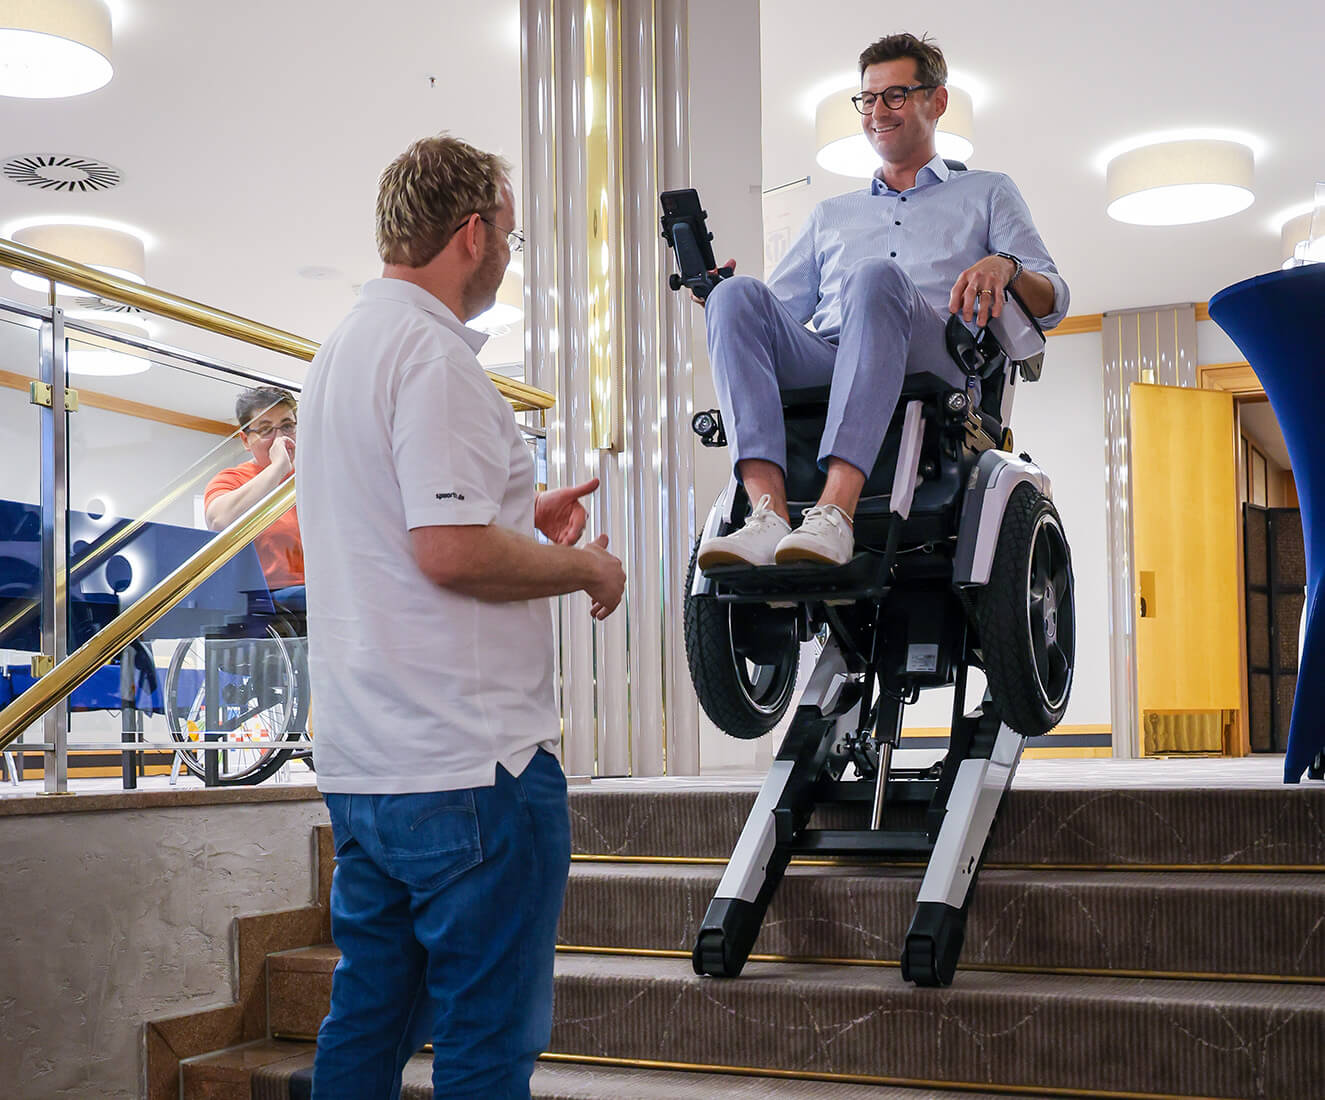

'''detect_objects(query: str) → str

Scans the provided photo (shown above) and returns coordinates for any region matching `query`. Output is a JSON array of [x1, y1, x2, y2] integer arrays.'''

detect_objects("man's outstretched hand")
[[536, 477, 600, 546], [948, 255, 1018, 329]]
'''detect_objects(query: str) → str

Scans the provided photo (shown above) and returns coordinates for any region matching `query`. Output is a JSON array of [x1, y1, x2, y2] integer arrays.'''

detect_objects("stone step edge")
[[552, 942, 1325, 987], [570, 853, 1325, 873]]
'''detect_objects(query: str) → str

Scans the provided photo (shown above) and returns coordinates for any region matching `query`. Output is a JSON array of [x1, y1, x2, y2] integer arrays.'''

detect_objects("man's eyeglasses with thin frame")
[[245, 418, 297, 441], [851, 84, 937, 114], [452, 214, 525, 253]]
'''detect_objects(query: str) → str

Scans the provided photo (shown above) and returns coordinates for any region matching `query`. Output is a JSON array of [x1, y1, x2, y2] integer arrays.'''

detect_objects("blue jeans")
[[311, 749, 571, 1099]]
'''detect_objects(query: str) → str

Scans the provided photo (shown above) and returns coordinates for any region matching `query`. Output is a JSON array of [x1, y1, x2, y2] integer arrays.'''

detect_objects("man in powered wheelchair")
[[660, 32, 1074, 987]]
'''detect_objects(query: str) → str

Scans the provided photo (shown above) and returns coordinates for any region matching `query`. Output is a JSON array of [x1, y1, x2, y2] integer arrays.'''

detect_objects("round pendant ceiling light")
[[472, 271, 523, 335], [815, 84, 974, 179], [0, 0, 113, 99], [1105, 139, 1254, 226], [10, 221, 147, 296], [68, 319, 152, 377], [1279, 211, 1315, 268]]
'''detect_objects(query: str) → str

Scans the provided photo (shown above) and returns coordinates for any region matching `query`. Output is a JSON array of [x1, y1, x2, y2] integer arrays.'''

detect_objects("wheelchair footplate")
[[704, 551, 892, 603]]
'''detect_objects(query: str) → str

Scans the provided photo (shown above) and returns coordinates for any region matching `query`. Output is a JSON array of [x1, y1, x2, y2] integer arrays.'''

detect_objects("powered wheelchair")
[[662, 186, 1075, 987]]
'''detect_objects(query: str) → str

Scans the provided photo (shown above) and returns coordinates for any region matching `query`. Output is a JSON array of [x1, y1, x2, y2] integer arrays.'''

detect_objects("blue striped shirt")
[[767, 155, 1070, 340]]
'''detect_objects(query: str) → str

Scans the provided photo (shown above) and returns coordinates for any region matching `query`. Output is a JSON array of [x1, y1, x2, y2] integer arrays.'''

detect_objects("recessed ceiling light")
[[0, 0, 113, 99], [1105, 140, 1254, 226]]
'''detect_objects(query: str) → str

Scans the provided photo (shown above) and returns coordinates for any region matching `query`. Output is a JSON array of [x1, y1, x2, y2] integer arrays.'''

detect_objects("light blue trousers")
[[704, 258, 968, 476]]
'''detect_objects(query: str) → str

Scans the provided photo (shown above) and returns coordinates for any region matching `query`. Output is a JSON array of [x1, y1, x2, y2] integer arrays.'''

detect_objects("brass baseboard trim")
[[537, 1051, 1216, 1100], [555, 944, 1325, 986], [571, 853, 1325, 873]]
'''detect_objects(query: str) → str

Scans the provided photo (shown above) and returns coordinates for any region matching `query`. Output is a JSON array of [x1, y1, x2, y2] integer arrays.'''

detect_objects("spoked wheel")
[[165, 621, 308, 785], [974, 484, 1074, 737], [684, 539, 800, 739]]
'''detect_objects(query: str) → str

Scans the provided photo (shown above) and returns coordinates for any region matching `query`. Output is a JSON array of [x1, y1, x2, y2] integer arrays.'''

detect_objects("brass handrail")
[[0, 480, 297, 752], [0, 236, 555, 412]]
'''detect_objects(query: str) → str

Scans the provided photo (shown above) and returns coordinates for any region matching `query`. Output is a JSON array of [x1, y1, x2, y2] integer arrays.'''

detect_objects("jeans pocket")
[[373, 791, 482, 891]]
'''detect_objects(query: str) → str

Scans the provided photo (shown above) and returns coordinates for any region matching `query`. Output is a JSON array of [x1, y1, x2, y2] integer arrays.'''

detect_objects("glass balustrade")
[[0, 281, 549, 791]]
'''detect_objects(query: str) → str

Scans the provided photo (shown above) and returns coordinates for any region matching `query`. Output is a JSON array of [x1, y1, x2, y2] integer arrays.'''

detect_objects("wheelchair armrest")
[[987, 285, 1046, 366]]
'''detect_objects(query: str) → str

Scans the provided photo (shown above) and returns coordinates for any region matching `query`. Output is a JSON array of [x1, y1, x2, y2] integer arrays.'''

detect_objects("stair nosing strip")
[[571, 854, 1325, 872], [536, 1052, 1228, 1100], [553, 943, 1325, 986]]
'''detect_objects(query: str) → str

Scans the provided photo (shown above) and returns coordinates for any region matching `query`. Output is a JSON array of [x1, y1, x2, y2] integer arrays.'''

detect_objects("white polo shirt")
[[296, 278, 559, 793]]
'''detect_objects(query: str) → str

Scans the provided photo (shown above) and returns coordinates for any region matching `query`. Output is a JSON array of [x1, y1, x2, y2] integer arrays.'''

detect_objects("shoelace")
[[800, 504, 852, 532], [744, 493, 786, 530]]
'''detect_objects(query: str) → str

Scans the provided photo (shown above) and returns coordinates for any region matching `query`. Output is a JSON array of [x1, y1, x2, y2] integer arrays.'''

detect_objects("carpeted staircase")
[[163, 781, 1325, 1099]]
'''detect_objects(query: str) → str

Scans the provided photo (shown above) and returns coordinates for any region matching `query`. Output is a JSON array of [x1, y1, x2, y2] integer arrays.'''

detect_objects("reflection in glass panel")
[[55, 321, 309, 784]]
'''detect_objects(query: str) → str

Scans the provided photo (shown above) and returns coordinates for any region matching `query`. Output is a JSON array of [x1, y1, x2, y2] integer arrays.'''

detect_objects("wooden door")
[[1130, 384, 1242, 754]]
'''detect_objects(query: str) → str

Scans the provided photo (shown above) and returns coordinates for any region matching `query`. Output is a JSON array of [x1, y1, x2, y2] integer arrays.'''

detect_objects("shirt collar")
[[358, 277, 489, 354], [869, 152, 950, 196]]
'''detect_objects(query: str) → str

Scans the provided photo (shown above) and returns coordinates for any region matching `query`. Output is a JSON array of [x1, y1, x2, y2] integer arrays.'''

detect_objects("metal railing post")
[[39, 305, 70, 793]]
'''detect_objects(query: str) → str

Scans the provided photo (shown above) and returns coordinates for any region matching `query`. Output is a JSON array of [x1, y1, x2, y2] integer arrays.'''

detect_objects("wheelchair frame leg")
[[693, 641, 858, 977], [901, 709, 1025, 986]]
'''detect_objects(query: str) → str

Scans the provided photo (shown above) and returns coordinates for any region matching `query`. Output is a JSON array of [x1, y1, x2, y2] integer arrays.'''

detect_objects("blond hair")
[[375, 135, 510, 267]]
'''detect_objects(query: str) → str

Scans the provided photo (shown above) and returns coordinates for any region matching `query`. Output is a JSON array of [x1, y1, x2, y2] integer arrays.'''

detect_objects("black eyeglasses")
[[851, 84, 937, 114], [452, 215, 525, 253], [245, 418, 297, 441]]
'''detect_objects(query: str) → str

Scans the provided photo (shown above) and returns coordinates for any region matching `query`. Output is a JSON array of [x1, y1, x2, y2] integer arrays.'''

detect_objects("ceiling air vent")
[[71, 296, 148, 322], [3, 154, 121, 193]]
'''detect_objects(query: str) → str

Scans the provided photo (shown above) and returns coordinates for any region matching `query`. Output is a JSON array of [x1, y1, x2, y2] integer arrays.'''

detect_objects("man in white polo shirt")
[[296, 134, 625, 1099]]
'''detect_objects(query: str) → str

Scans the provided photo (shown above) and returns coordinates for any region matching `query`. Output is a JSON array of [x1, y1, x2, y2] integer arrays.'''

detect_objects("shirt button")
[[890, 251, 897, 257], [895, 221, 901, 226], [900, 197, 907, 202]]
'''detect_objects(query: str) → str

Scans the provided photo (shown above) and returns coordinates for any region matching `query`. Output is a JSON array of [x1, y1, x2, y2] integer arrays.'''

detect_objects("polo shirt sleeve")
[[203, 465, 248, 507], [766, 208, 821, 324], [989, 176, 1071, 330], [392, 354, 509, 530]]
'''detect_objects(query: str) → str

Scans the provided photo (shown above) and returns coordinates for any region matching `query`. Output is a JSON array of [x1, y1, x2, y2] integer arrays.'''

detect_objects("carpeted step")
[[559, 862, 1325, 980], [547, 951, 1325, 1099], [568, 784, 1325, 866], [263, 945, 1325, 1098], [222, 1042, 1002, 1099]]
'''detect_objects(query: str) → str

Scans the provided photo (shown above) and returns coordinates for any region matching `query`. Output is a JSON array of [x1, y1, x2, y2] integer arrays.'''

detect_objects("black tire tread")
[[684, 540, 797, 740], [974, 484, 1073, 737]]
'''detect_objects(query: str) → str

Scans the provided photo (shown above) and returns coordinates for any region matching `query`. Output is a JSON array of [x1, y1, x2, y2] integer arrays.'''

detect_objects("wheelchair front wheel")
[[974, 484, 1075, 737], [684, 540, 799, 739]]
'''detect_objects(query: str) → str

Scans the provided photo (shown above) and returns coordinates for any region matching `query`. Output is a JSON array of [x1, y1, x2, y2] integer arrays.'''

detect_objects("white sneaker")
[[774, 504, 855, 566], [697, 494, 792, 568]]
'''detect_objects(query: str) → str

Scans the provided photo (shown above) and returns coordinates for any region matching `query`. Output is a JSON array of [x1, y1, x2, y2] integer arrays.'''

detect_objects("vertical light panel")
[[521, 0, 697, 776], [1100, 304, 1199, 758], [584, 0, 624, 453], [620, 0, 666, 776]]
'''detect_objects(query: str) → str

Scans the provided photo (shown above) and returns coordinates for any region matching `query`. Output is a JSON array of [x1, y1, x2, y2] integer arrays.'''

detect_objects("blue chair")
[[1209, 264, 1325, 782]]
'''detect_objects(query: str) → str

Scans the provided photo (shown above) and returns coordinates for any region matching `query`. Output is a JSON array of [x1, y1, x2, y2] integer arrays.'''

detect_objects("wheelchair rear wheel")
[[164, 620, 308, 785], [684, 539, 800, 739], [974, 484, 1075, 737]]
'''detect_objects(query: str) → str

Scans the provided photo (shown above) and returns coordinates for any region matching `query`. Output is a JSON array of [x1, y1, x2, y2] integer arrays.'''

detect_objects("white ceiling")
[[761, 0, 1323, 315], [1, 0, 1320, 422]]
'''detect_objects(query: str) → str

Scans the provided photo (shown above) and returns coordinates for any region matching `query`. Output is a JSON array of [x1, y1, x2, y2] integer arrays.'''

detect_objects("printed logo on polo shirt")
[[435, 491, 466, 501]]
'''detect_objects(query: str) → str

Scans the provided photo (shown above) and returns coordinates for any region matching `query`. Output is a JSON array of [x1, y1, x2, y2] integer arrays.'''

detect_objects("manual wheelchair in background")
[[661, 186, 1075, 987]]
